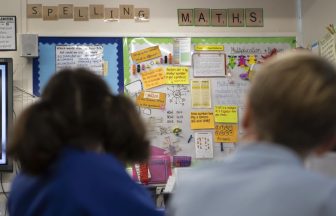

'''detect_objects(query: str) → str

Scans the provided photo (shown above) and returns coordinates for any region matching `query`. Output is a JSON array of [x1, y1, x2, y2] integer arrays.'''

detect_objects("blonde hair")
[[249, 51, 336, 154]]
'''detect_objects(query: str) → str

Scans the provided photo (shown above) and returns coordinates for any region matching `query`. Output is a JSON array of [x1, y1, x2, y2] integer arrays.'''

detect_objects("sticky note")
[[136, 91, 166, 109], [131, 45, 162, 63], [190, 112, 215, 130], [214, 105, 238, 123], [141, 67, 166, 90], [194, 45, 224, 51], [214, 124, 238, 143], [166, 67, 189, 84]]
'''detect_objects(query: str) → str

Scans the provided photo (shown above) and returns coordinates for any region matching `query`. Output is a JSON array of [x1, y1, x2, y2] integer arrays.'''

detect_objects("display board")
[[124, 37, 295, 160], [33, 37, 124, 96]]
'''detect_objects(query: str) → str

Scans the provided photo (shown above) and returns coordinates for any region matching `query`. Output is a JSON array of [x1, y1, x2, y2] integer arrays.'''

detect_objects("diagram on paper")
[[167, 85, 189, 106]]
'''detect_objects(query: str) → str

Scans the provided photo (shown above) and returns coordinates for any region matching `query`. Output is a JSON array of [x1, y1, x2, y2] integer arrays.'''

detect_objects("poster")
[[166, 66, 189, 84], [195, 132, 214, 159], [191, 80, 211, 108], [0, 16, 16, 50], [214, 105, 238, 123], [173, 38, 192, 65], [141, 67, 166, 89], [214, 124, 238, 143], [193, 53, 226, 77], [131, 45, 162, 63], [136, 91, 166, 109], [56, 45, 104, 75], [190, 112, 215, 129]]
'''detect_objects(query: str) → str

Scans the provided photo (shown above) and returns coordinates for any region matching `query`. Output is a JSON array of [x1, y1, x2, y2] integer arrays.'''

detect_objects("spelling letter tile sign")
[[141, 67, 166, 90], [131, 46, 162, 64], [136, 91, 166, 109]]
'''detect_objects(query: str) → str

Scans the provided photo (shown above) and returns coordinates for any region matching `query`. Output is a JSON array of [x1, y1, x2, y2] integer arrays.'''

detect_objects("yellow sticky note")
[[214, 124, 238, 143], [214, 105, 238, 123], [166, 66, 189, 84], [136, 91, 166, 109], [141, 67, 166, 90], [194, 45, 224, 51], [190, 112, 215, 130], [131, 46, 162, 63]]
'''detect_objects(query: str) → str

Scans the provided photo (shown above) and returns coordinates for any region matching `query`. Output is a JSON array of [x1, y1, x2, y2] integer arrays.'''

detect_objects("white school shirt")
[[168, 142, 336, 216]]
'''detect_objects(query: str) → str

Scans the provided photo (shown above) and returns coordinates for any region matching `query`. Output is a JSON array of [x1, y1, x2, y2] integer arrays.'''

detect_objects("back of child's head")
[[249, 51, 336, 155], [10, 68, 150, 175]]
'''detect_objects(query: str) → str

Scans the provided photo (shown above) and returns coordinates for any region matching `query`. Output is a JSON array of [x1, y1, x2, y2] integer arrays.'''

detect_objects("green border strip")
[[124, 37, 296, 85], [191, 37, 296, 45], [124, 37, 174, 85]]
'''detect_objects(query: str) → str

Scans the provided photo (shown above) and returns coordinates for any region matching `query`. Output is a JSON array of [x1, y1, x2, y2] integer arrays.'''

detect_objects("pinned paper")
[[166, 67, 189, 84], [141, 67, 166, 90], [191, 80, 211, 108], [173, 38, 192, 66], [194, 45, 224, 51], [214, 124, 238, 143], [136, 91, 166, 109], [131, 46, 162, 63], [124, 80, 143, 96], [214, 105, 238, 123], [190, 112, 215, 130], [195, 132, 214, 159]]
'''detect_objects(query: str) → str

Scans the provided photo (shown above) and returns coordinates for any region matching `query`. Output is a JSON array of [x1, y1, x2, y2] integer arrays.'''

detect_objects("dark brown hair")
[[249, 51, 336, 155], [9, 68, 150, 175]]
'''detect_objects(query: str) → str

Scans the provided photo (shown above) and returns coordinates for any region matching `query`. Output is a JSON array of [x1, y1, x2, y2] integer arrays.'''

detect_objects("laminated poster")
[[141, 67, 166, 90], [191, 80, 211, 108], [190, 112, 215, 130], [195, 132, 214, 159], [136, 91, 166, 109], [214, 124, 238, 143]]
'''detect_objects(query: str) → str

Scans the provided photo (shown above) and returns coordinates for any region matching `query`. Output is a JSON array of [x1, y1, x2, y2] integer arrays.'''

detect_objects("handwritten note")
[[141, 67, 166, 90], [214, 105, 238, 123], [166, 67, 189, 84], [214, 124, 238, 143], [131, 46, 162, 63], [194, 45, 224, 51], [191, 80, 211, 108], [195, 132, 214, 159], [136, 91, 166, 109], [190, 112, 215, 129], [193, 53, 226, 77], [0, 16, 16, 50], [56, 45, 104, 75]]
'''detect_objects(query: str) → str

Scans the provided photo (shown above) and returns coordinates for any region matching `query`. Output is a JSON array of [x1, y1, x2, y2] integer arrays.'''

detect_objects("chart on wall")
[[124, 37, 295, 160], [33, 37, 124, 96]]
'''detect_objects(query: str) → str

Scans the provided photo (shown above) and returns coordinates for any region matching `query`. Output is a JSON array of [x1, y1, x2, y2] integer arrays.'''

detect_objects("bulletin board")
[[124, 37, 295, 160], [33, 37, 124, 96]]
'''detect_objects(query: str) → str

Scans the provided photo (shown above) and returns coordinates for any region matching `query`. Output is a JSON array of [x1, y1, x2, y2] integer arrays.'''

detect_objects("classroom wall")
[[302, 0, 336, 46], [1, 0, 298, 111], [26, 0, 297, 36], [0, 0, 297, 211]]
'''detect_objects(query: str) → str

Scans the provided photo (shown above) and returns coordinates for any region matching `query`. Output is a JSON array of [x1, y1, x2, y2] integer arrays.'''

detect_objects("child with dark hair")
[[8, 68, 163, 216]]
